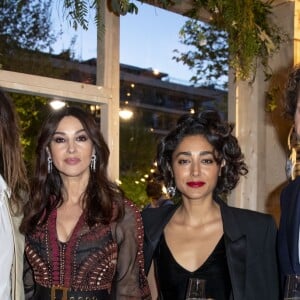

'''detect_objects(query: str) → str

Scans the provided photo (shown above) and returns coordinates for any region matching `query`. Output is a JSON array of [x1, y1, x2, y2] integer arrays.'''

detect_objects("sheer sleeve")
[[111, 199, 151, 300], [23, 253, 35, 300]]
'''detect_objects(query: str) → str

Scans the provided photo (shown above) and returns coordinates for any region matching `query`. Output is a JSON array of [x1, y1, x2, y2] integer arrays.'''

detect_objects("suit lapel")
[[142, 204, 178, 274], [225, 234, 246, 299], [217, 198, 246, 300]]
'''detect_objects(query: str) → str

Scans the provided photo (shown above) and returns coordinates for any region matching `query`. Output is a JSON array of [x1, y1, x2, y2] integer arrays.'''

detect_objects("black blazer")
[[142, 197, 280, 300], [278, 176, 300, 280]]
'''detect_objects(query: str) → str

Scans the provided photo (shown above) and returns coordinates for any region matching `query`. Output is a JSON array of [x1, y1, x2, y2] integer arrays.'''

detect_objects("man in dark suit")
[[279, 176, 300, 277], [278, 65, 300, 286]]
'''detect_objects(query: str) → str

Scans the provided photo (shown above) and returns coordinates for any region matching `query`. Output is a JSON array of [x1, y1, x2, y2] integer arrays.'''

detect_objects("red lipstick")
[[186, 181, 205, 188]]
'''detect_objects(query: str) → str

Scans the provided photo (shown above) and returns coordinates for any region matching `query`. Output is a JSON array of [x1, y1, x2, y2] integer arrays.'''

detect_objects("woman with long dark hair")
[[21, 106, 150, 299]]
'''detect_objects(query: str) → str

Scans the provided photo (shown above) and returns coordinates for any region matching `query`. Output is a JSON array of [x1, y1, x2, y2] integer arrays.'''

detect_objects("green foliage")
[[265, 87, 280, 113], [120, 119, 157, 174], [63, 0, 90, 30], [11, 95, 51, 175], [109, 0, 138, 15], [61, 0, 138, 33], [119, 174, 148, 209], [119, 118, 158, 207], [179, 0, 288, 82]]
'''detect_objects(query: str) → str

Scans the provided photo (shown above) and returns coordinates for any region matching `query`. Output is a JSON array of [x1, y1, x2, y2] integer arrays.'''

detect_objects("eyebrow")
[[174, 150, 214, 158], [53, 128, 86, 135]]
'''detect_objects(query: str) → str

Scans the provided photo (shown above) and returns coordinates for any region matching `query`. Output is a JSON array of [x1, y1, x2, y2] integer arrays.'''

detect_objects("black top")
[[154, 234, 232, 300]]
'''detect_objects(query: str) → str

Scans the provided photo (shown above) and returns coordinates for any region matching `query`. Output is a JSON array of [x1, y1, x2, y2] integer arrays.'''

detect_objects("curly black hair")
[[156, 110, 248, 198]]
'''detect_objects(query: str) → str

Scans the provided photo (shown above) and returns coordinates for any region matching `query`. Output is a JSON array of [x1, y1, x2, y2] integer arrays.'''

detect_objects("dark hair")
[[0, 90, 29, 214], [284, 64, 300, 119], [20, 106, 124, 233], [156, 110, 248, 197], [146, 181, 163, 199]]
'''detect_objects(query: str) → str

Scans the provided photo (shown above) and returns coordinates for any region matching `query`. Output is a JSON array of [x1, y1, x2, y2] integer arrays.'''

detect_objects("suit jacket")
[[142, 197, 280, 300], [4, 195, 25, 300], [278, 176, 300, 281]]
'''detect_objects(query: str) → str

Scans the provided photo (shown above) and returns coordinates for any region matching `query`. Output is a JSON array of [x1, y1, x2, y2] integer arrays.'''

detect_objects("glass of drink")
[[284, 274, 300, 300], [185, 278, 206, 300]]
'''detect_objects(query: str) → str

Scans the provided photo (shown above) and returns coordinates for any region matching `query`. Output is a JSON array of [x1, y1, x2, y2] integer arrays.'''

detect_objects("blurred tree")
[[0, 0, 57, 73], [12, 95, 50, 176], [119, 117, 158, 207], [119, 174, 148, 209], [120, 123, 157, 174]]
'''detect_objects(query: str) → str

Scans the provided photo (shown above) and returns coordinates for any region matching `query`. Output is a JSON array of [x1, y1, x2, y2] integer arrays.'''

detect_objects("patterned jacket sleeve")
[[111, 199, 151, 300]]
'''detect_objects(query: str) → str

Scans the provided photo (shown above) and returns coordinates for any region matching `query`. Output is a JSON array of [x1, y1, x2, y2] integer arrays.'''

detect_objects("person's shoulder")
[[142, 202, 177, 217], [281, 176, 300, 195], [228, 204, 270, 217], [122, 198, 142, 218], [227, 205, 275, 226], [112, 198, 143, 227], [158, 198, 174, 207], [142, 204, 178, 238], [124, 197, 139, 210], [141, 203, 178, 230]]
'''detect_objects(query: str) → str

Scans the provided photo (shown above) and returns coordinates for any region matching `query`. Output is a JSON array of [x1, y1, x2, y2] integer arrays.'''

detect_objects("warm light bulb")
[[50, 100, 66, 110], [119, 109, 133, 120]]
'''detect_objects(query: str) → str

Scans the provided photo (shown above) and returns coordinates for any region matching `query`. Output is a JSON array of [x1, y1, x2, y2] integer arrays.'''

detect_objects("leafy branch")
[[62, 0, 138, 31], [173, 20, 228, 88], [180, 0, 288, 82]]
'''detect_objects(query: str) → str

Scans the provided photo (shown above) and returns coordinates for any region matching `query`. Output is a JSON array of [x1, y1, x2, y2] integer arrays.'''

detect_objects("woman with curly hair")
[[142, 110, 279, 299]]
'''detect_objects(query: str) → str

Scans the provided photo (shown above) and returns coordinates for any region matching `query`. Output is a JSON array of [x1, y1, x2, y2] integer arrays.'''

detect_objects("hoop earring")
[[167, 186, 176, 198], [47, 156, 53, 174], [90, 154, 96, 172]]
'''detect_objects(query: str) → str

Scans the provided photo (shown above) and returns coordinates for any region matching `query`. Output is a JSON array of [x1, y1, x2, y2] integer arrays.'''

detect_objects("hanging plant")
[[184, 0, 288, 82], [61, 0, 138, 31]]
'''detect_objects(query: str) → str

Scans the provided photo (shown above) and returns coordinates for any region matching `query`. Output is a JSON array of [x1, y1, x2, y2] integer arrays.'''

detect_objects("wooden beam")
[[0, 70, 112, 104], [144, 0, 211, 23]]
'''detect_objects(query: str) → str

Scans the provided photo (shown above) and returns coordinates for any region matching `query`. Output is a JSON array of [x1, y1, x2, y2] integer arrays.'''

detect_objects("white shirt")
[[0, 175, 13, 300]]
